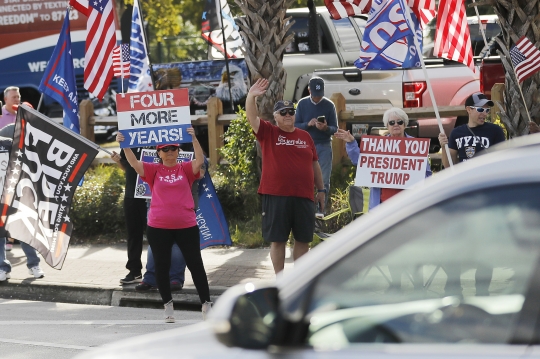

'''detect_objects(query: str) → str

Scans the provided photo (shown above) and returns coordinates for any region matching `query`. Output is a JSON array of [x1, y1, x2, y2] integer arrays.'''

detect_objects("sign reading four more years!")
[[354, 135, 430, 189], [116, 89, 192, 148]]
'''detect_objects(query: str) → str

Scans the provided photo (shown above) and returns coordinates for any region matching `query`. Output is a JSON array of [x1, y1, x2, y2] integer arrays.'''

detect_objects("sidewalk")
[[0, 244, 292, 308]]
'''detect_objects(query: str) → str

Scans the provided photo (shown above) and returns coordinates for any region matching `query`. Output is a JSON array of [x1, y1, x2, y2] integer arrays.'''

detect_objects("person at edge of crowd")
[[438, 92, 506, 297], [438, 92, 506, 167], [528, 120, 540, 134], [334, 107, 432, 291], [114, 127, 212, 323], [135, 144, 206, 292], [294, 77, 337, 212], [246, 78, 325, 275], [1, 86, 21, 129], [0, 134, 45, 281], [112, 147, 148, 285]]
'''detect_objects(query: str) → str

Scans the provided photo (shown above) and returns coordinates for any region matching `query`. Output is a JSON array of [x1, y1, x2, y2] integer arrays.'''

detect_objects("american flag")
[[112, 44, 130, 78], [83, 0, 117, 100], [325, 0, 435, 29], [324, 0, 370, 20], [510, 36, 540, 83], [69, 0, 90, 17], [434, 0, 474, 72]]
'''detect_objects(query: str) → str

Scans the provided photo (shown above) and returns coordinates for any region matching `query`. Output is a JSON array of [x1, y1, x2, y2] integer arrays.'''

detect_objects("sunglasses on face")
[[388, 120, 404, 126], [469, 106, 491, 113], [159, 146, 179, 153], [279, 108, 296, 116]]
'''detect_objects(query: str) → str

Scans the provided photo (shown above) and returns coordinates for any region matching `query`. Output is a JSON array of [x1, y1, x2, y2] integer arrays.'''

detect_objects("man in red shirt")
[[246, 78, 325, 274]]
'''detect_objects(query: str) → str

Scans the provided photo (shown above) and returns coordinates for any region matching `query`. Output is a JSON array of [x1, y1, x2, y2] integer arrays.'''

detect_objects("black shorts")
[[262, 195, 315, 243]]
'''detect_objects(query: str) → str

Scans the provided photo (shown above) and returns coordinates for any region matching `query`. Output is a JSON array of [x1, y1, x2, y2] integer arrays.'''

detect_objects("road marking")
[[0, 320, 200, 325], [0, 338, 92, 350]]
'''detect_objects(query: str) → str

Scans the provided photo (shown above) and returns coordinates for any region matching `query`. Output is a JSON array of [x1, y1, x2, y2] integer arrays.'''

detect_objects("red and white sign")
[[354, 135, 430, 189], [116, 89, 191, 148]]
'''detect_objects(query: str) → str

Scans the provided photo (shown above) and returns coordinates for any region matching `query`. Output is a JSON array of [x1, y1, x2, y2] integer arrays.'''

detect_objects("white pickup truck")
[[312, 60, 480, 151]]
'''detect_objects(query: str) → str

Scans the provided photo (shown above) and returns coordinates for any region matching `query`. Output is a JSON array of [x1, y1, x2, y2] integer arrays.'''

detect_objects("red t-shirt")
[[381, 188, 403, 202], [254, 120, 318, 201], [142, 161, 200, 229]]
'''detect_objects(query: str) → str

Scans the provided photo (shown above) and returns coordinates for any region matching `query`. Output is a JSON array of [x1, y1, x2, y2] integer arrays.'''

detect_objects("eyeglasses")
[[279, 108, 296, 116], [469, 106, 490, 113], [388, 120, 404, 126], [159, 146, 179, 153]]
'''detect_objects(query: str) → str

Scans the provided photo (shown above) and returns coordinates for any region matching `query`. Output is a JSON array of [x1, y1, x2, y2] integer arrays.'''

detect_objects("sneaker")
[[202, 301, 213, 321], [135, 282, 157, 291], [5, 243, 12, 251], [170, 281, 183, 292], [164, 300, 175, 323], [28, 266, 44, 279], [0, 270, 10, 281], [120, 273, 142, 284]]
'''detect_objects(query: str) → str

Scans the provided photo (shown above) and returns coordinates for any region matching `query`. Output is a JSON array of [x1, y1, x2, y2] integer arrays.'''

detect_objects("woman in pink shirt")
[[115, 127, 211, 323]]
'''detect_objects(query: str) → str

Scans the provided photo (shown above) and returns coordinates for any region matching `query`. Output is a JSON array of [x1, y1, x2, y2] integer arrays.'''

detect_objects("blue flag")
[[128, 0, 153, 92], [355, 0, 422, 70], [197, 159, 232, 249], [39, 10, 80, 133]]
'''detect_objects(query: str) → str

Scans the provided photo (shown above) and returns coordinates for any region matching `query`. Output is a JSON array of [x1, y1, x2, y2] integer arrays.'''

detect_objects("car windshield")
[[306, 184, 540, 347]]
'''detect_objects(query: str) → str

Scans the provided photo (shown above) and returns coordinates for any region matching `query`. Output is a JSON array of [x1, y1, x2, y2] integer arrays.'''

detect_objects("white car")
[[77, 134, 540, 358]]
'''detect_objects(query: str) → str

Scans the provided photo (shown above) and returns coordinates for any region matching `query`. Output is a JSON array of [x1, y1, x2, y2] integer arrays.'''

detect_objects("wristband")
[[317, 189, 327, 193]]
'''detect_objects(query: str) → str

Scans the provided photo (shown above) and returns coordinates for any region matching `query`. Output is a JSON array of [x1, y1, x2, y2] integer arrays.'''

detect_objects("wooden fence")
[[76, 85, 505, 171]]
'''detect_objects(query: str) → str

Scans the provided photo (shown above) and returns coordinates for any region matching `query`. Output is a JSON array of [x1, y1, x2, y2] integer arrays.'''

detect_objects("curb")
[[0, 280, 227, 308]]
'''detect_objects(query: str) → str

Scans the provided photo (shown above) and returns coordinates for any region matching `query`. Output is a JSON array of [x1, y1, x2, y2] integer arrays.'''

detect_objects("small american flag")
[[434, 0, 474, 72], [112, 44, 131, 78], [510, 36, 540, 83]]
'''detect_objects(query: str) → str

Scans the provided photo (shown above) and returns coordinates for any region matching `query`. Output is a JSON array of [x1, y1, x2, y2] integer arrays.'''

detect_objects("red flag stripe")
[[512, 36, 540, 82], [324, 0, 371, 20], [68, 153, 88, 183], [83, 0, 117, 100], [434, 0, 474, 72]]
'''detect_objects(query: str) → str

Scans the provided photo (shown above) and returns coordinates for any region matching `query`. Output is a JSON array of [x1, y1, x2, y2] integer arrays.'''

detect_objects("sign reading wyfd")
[[354, 135, 430, 189], [116, 89, 191, 148]]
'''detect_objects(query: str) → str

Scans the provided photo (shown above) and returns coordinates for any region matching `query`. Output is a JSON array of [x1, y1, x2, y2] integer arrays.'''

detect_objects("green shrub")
[[71, 165, 126, 238], [213, 108, 261, 222]]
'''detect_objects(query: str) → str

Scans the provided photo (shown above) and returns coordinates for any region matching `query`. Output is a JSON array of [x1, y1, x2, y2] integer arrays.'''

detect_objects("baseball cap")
[[156, 143, 180, 150], [273, 100, 295, 113], [465, 92, 494, 107], [309, 77, 325, 97]]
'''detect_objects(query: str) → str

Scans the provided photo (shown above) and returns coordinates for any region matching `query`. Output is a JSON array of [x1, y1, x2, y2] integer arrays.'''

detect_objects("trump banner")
[[116, 89, 192, 148], [354, 135, 429, 189], [0, 105, 99, 269]]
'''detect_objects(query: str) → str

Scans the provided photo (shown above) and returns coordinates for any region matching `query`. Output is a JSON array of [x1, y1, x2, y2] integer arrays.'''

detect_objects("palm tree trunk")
[[489, 0, 540, 137], [234, 0, 296, 120]]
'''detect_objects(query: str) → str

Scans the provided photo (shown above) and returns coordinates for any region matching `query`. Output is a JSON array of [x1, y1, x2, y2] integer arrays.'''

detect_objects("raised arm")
[[116, 133, 144, 177], [245, 78, 269, 134], [188, 127, 204, 175], [334, 129, 360, 164]]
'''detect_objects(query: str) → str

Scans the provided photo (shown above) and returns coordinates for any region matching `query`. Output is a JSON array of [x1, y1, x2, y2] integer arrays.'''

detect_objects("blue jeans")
[[315, 142, 333, 211], [142, 244, 186, 286], [0, 238, 40, 272]]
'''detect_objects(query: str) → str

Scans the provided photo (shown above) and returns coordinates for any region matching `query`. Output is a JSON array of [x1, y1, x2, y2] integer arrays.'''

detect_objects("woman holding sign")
[[115, 127, 211, 323], [335, 108, 432, 290]]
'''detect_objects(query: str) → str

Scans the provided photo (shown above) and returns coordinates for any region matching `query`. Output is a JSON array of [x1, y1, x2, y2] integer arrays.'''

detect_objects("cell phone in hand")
[[317, 115, 325, 123]]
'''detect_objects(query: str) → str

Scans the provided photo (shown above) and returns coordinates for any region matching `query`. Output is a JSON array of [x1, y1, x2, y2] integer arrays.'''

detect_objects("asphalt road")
[[0, 299, 202, 359]]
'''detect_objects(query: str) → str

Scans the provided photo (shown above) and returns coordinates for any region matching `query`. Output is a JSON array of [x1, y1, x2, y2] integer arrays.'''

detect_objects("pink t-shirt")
[[142, 161, 200, 229], [0, 106, 16, 130]]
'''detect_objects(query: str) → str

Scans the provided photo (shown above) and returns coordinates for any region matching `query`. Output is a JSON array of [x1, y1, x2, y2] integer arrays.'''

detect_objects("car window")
[[285, 16, 330, 54], [352, 17, 366, 38], [306, 184, 540, 347], [331, 18, 361, 52]]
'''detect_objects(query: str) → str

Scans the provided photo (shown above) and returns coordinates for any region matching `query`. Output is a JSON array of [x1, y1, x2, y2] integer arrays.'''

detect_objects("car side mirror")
[[210, 284, 279, 349]]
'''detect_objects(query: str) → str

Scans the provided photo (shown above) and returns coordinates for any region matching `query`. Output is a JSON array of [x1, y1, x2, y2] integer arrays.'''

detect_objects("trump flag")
[[0, 105, 99, 269], [39, 11, 80, 133]]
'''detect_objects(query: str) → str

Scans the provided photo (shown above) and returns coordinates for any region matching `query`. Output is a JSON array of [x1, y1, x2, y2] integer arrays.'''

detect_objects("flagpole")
[[135, 0, 156, 89], [471, 0, 488, 49], [218, 0, 235, 113], [400, 1, 454, 168]]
